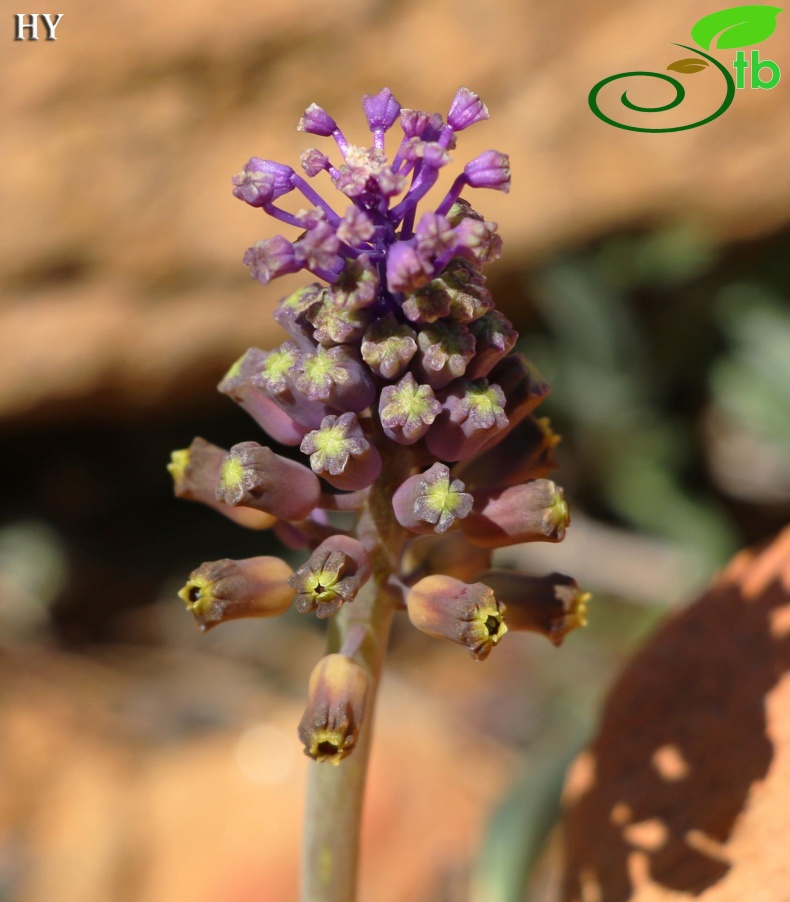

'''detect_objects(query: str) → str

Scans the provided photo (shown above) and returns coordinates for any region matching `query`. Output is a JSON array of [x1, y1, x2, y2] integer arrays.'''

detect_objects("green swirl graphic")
[[588, 43, 736, 132]]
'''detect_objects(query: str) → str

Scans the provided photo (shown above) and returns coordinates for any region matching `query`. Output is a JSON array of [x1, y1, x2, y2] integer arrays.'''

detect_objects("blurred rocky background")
[[1, 0, 790, 899]]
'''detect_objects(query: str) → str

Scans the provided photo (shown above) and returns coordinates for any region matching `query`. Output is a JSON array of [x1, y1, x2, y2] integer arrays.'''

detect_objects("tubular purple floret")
[[300, 412, 383, 491], [218, 348, 309, 446], [294, 345, 377, 413], [253, 342, 337, 430], [414, 320, 477, 389], [425, 378, 509, 461], [301, 147, 332, 178], [360, 314, 418, 380], [406, 575, 506, 661], [289, 535, 372, 618], [216, 441, 322, 521], [461, 479, 570, 549], [466, 310, 518, 377], [392, 462, 473, 535], [379, 372, 441, 445], [476, 569, 589, 646], [298, 654, 369, 764], [362, 87, 402, 149]]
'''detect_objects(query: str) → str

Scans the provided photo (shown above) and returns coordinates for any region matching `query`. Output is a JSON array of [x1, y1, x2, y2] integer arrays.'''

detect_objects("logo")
[[588, 5, 782, 132]]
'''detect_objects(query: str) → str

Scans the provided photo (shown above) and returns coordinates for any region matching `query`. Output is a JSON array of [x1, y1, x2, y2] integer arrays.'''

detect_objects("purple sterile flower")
[[298, 103, 338, 137], [362, 87, 401, 133], [446, 87, 489, 133], [379, 372, 441, 445], [464, 150, 511, 192], [392, 462, 473, 535], [300, 412, 382, 491], [293, 214, 344, 278], [301, 148, 332, 178], [399, 109, 444, 140], [232, 157, 295, 206], [243, 235, 302, 286]]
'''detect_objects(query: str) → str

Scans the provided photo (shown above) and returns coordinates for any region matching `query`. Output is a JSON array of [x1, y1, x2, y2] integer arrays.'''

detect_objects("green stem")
[[300, 575, 397, 902], [300, 441, 413, 902]]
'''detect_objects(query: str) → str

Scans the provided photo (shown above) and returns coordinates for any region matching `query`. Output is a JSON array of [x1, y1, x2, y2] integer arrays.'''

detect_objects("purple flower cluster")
[[170, 88, 586, 764]]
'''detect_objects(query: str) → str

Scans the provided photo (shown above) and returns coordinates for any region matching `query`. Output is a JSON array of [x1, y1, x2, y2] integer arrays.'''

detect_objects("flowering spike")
[[477, 570, 589, 646], [406, 575, 506, 660], [393, 462, 473, 535], [298, 654, 369, 764], [289, 535, 372, 618], [178, 556, 295, 631]]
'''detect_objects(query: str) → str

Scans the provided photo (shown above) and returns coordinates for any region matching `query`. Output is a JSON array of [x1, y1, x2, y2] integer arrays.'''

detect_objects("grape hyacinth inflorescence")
[[171, 86, 586, 771]]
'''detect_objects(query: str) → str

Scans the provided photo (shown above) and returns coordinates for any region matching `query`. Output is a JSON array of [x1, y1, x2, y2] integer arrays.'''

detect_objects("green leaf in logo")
[[691, 5, 782, 49], [667, 58, 710, 73]]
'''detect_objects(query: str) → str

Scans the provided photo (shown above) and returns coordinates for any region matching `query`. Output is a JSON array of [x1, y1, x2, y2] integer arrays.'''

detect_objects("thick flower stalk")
[[169, 86, 584, 902]]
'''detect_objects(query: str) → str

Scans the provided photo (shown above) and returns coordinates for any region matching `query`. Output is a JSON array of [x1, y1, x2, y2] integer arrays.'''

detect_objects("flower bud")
[[216, 442, 322, 521], [386, 239, 433, 294], [301, 147, 331, 177], [218, 349, 308, 447], [360, 313, 417, 380], [232, 157, 294, 205], [298, 654, 369, 764], [392, 462, 473, 535], [379, 373, 441, 445], [253, 342, 336, 429], [401, 532, 491, 584], [178, 556, 295, 631], [454, 416, 559, 488], [425, 378, 508, 461], [298, 103, 338, 137], [407, 575, 507, 660], [476, 570, 589, 646], [294, 345, 376, 413], [461, 480, 570, 549], [243, 236, 302, 285], [362, 87, 401, 132], [415, 320, 476, 389], [400, 109, 444, 140], [300, 412, 382, 491], [289, 535, 372, 618], [167, 439, 275, 530], [465, 310, 518, 378], [446, 87, 489, 132], [478, 355, 550, 448], [464, 150, 511, 192]]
